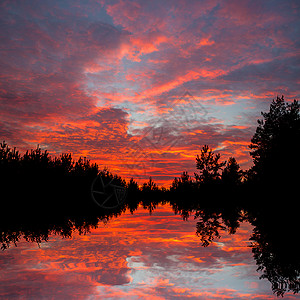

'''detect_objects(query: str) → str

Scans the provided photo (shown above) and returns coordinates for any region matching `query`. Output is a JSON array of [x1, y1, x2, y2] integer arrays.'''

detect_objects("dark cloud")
[[220, 57, 300, 83], [0, 1, 130, 125]]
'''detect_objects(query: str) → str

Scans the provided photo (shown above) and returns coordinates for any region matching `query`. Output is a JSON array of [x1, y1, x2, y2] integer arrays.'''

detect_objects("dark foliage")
[[195, 144, 226, 184], [248, 95, 300, 199], [248, 205, 300, 297]]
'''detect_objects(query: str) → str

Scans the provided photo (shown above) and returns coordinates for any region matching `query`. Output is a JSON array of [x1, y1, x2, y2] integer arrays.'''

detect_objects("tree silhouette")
[[142, 176, 158, 192], [249, 96, 300, 191], [221, 157, 242, 186], [170, 171, 195, 192], [195, 145, 226, 185]]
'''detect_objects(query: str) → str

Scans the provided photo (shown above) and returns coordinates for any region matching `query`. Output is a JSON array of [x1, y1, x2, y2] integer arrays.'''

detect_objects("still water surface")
[[0, 204, 298, 299]]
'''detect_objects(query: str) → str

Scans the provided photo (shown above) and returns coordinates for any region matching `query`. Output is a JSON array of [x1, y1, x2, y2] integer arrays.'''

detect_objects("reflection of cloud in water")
[[0, 204, 293, 299]]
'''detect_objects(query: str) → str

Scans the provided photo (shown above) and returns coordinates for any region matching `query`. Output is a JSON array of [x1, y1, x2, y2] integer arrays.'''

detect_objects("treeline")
[[169, 147, 243, 203], [0, 139, 245, 214], [0, 141, 165, 206], [1, 95, 299, 206], [0, 142, 99, 214], [0, 141, 99, 178]]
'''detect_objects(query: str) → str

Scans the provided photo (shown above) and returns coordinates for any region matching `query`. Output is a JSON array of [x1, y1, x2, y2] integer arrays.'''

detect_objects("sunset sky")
[[1, 0, 299, 185]]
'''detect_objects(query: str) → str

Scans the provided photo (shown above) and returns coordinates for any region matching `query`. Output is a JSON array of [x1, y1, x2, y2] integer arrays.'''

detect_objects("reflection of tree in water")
[[251, 230, 300, 297], [171, 197, 299, 297], [248, 207, 300, 297], [195, 212, 226, 247], [0, 212, 118, 251], [1, 195, 299, 297], [195, 209, 241, 247], [202, 208, 300, 296]]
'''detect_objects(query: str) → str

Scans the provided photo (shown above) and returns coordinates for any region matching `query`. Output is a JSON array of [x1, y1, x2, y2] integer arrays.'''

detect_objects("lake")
[[0, 203, 298, 299]]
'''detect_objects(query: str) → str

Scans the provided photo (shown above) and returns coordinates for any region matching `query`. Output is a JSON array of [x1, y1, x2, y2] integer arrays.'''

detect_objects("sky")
[[1, 0, 299, 185], [1, 204, 297, 299]]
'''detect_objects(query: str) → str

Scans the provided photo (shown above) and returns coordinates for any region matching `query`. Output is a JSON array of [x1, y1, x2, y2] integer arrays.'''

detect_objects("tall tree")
[[195, 145, 226, 184], [249, 96, 300, 187]]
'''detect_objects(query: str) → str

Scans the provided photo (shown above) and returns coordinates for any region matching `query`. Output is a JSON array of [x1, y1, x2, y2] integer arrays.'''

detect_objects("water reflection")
[[170, 197, 300, 297], [0, 199, 299, 298]]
